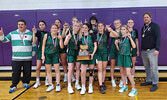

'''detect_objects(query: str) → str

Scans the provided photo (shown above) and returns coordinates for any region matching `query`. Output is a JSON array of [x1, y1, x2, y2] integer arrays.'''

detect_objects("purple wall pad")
[[0, 7, 166, 66]]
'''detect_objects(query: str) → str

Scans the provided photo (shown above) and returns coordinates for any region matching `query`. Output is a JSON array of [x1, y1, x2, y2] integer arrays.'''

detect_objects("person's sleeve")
[[32, 43, 36, 56], [90, 33, 97, 43], [135, 29, 138, 39], [106, 32, 110, 40], [35, 31, 41, 39], [154, 24, 161, 51], [0, 33, 11, 43]]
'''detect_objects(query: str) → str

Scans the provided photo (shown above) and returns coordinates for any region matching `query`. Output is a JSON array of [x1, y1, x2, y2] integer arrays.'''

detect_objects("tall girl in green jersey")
[[42, 24, 64, 92], [115, 25, 137, 97], [109, 19, 124, 87], [96, 22, 110, 94], [32, 20, 49, 88], [64, 21, 82, 94], [80, 23, 97, 95], [127, 19, 139, 82], [55, 19, 68, 82]]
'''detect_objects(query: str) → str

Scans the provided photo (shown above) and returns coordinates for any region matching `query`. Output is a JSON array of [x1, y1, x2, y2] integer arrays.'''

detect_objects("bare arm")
[[58, 35, 64, 49], [32, 26, 37, 44], [64, 31, 71, 46], [115, 40, 120, 51], [128, 34, 136, 48], [42, 34, 47, 62], [136, 38, 139, 56], [90, 42, 97, 60]]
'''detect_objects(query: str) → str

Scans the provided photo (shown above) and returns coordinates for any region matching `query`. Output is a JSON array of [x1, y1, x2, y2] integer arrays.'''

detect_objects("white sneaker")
[[64, 74, 68, 83], [46, 84, 54, 92], [88, 85, 93, 94], [68, 85, 74, 94], [128, 88, 137, 97], [111, 79, 116, 87], [72, 75, 76, 82], [119, 80, 123, 88], [80, 86, 86, 95], [119, 86, 128, 93], [33, 82, 41, 88], [45, 79, 49, 86], [56, 84, 61, 92], [75, 82, 81, 90]]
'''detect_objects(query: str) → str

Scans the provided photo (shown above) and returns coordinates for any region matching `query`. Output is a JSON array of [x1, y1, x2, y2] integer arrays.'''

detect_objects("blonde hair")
[[72, 21, 82, 41], [72, 17, 78, 21], [114, 19, 122, 24], [120, 25, 129, 35]]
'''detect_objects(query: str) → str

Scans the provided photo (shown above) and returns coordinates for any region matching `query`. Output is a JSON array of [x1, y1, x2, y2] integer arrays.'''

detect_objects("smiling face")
[[143, 14, 152, 25], [121, 26, 128, 36], [97, 23, 104, 33], [114, 20, 121, 29], [91, 19, 97, 25], [73, 23, 80, 33], [18, 22, 26, 32], [50, 24, 58, 34], [82, 24, 89, 34], [127, 19, 134, 28], [39, 22, 46, 31], [55, 20, 62, 28]]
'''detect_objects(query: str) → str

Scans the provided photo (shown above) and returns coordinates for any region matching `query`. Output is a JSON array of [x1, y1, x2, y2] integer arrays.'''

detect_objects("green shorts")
[[67, 55, 80, 63], [131, 48, 137, 57], [45, 53, 60, 64], [81, 56, 96, 65], [117, 54, 131, 68], [96, 53, 108, 61], [109, 45, 118, 59], [36, 50, 42, 60]]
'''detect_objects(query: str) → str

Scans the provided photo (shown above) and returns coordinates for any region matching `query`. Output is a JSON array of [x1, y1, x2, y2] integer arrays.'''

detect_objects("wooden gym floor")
[[0, 81, 167, 100], [0, 71, 167, 100]]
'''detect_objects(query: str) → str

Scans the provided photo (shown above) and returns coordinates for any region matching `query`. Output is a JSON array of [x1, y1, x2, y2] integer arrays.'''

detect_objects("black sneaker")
[[150, 84, 158, 92], [140, 82, 152, 86], [102, 82, 107, 90], [100, 86, 105, 94]]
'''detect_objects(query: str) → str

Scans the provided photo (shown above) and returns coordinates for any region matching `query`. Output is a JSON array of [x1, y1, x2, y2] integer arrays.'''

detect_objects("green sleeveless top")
[[45, 33, 60, 54], [119, 36, 131, 55], [81, 34, 95, 53], [96, 32, 109, 54]]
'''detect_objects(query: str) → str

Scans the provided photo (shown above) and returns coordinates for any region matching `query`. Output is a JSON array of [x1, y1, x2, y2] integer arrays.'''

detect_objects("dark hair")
[[17, 19, 26, 25], [83, 23, 90, 29], [38, 20, 46, 26], [127, 18, 134, 22], [89, 16, 98, 29], [143, 12, 152, 18], [55, 19, 62, 24]]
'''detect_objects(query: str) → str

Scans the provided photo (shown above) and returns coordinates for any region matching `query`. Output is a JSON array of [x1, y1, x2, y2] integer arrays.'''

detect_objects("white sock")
[[76, 80, 79, 84], [89, 83, 92, 87], [68, 83, 71, 87], [36, 78, 40, 82], [64, 73, 67, 77], [82, 84, 85, 88], [45, 76, 48, 80]]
